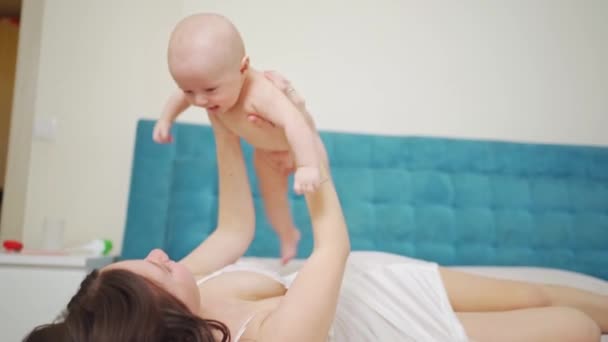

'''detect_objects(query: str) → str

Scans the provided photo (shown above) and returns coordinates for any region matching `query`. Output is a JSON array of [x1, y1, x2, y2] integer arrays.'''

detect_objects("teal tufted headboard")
[[122, 120, 608, 279]]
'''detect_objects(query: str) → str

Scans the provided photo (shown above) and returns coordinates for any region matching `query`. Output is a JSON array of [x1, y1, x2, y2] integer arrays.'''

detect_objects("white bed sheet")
[[243, 257, 608, 341]]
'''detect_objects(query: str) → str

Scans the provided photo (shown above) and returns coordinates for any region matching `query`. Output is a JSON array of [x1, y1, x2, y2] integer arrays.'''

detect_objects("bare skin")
[[241, 79, 608, 342], [115, 72, 608, 342], [441, 268, 605, 341], [153, 13, 328, 263]]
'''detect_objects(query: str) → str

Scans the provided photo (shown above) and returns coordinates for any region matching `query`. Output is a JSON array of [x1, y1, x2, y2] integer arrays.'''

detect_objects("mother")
[[25, 73, 606, 342]]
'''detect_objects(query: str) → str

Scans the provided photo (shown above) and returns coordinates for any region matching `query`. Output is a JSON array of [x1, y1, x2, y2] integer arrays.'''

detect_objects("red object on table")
[[3, 240, 24, 252]]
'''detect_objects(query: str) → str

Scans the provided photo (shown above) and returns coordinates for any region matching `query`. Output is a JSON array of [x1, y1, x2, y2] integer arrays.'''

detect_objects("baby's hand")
[[294, 166, 322, 194], [153, 119, 173, 144]]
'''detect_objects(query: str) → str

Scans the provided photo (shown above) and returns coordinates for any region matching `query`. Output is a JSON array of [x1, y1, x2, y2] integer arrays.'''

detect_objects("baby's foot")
[[280, 227, 301, 265]]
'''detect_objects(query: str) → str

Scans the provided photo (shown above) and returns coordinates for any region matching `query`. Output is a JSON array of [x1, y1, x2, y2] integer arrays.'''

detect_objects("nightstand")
[[0, 253, 116, 341]]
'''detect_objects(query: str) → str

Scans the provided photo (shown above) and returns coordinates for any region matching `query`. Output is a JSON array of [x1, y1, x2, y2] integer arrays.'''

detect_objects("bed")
[[122, 119, 608, 340]]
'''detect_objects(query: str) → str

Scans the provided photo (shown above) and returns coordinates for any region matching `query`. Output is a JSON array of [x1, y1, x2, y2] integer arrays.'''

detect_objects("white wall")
[[1, 0, 44, 242], [183, 0, 608, 142], [1, 0, 183, 250], [2, 0, 607, 253]]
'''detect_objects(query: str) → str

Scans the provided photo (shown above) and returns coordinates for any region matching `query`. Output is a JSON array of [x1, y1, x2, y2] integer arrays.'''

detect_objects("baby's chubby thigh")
[[252, 149, 294, 216], [253, 147, 296, 176]]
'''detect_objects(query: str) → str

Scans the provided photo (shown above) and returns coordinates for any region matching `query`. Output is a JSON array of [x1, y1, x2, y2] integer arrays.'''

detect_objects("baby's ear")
[[240, 55, 250, 73]]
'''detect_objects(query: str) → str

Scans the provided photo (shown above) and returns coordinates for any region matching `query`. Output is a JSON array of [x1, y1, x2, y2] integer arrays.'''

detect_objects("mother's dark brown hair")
[[23, 268, 230, 342]]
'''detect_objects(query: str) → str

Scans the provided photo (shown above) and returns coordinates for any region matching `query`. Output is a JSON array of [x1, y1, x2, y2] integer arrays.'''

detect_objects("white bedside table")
[[0, 253, 116, 341]]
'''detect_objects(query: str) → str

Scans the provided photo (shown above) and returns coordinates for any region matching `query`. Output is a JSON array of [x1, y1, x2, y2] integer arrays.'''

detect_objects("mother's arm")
[[260, 163, 350, 342], [254, 73, 352, 342], [179, 113, 256, 277]]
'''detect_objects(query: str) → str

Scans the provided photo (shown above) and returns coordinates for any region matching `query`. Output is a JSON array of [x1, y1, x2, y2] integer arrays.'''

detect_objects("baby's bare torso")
[[215, 72, 293, 152], [217, 108, 291, 151]]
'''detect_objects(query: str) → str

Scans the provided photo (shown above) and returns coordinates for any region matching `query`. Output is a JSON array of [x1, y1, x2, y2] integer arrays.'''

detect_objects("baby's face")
[[171, 59, 244, 115]]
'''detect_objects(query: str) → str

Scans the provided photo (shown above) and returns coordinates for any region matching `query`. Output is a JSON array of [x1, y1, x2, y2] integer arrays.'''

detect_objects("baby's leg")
[[253, 149, 301, 265]]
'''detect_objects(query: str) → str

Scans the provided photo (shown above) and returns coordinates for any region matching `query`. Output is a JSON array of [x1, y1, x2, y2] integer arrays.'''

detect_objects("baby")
[[153, 13, 328, 264]]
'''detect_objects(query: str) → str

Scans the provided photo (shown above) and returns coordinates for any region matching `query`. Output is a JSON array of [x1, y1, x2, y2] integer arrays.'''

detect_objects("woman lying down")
[[26, 74, 607, 342]]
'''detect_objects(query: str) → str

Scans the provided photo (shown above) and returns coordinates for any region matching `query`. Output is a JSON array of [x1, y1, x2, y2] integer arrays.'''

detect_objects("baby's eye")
[[205, 87, 217, 93], [183, 90, 194, 96]]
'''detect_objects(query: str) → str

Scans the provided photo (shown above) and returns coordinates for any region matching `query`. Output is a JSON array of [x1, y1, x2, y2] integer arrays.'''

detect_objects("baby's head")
[[168, 13, 249, 114]]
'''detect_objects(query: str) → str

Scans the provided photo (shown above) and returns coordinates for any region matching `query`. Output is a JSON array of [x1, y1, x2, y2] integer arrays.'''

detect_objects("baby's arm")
[[153, 90, 190, 143], [252, 80, 321, 194], [161, 90, 190, 121]]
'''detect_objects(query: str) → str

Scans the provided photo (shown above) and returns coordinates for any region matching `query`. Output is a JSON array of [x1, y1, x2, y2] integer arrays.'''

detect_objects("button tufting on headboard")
[[123, 120, 608, 279]]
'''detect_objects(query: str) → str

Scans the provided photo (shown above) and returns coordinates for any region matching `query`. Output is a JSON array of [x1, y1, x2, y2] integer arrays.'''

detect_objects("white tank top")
[[195, 253, 469, 342]]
